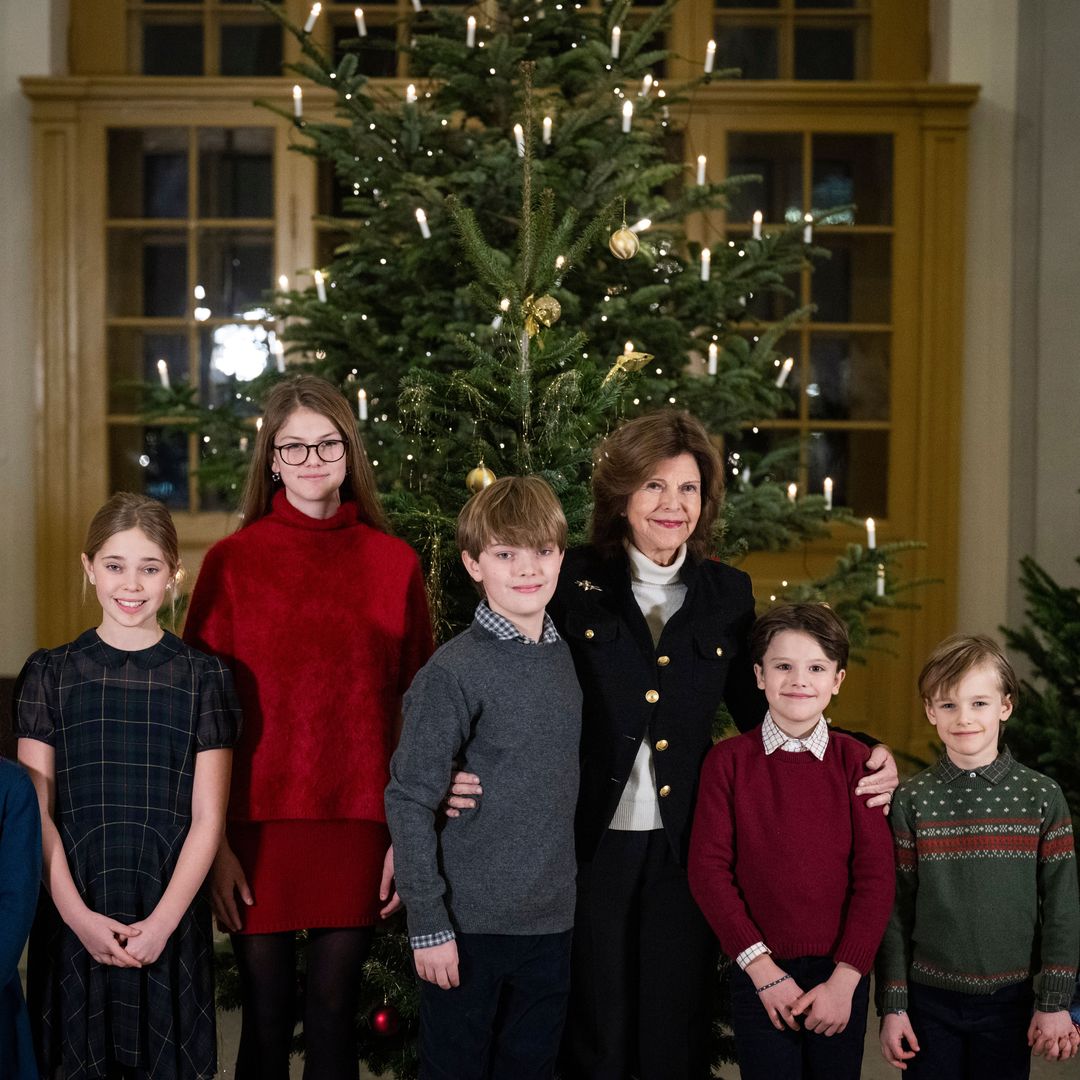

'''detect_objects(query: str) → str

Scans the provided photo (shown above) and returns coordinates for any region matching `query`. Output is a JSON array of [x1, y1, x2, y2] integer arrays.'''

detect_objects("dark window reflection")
[[727, 132, 801, 224], [333, 23, 399, 77], [199, 128, 274, 218], [807, 429, 888, 518], [812, 134, 893, 226], [109, 425, 190, 510], [197, 229, 274, 316], [794, 26, 856, 80], [108, 231, 188, 317], [811, 236, 890, 324], [109, 129, 188, 219], [745, 270, 801, 324], [795, 0, 856, 7], [734, 427, 801, 489], [808, 334, 890, 421], [108, 329, 189, 412], [716, 26, 778, 79], [220, 22, 283, 76], [716, 1, 779, 8], [143, 23, 204, 75]]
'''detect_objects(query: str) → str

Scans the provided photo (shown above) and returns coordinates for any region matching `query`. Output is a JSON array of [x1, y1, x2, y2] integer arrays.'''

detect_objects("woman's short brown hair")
[[237, 374, 387, 532], [918, 634, 1020, 706], [590, 410, 724, 559], [456, 475, 568, 560], [750, 603, 850, 670]]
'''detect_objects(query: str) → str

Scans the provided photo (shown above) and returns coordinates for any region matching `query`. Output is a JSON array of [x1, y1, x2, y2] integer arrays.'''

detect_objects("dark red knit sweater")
[[184, 490, 433, 823], [688, 727, 895, 975]]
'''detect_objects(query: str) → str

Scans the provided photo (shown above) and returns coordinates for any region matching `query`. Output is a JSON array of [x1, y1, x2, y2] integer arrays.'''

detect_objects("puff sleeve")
[[12, 650, 57, 745], [194, 654, 243, 751]]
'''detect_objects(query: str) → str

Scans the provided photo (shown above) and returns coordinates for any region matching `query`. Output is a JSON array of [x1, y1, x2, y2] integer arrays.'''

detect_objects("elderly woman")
[[450, 410, 896, 1078]]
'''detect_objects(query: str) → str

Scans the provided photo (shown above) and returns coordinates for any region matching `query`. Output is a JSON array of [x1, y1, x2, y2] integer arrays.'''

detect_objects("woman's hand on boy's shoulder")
[[855, 745, 899, 813], [1029, 1010, 1080, 1060], [443, 770, 483, 819]]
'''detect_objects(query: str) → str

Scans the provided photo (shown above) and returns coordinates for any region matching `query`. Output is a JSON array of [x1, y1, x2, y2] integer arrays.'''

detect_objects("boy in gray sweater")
[[385, 476, 582, 1080]]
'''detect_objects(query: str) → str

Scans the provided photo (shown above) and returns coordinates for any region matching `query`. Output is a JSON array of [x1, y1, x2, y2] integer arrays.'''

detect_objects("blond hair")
[[237, 374, 387, 532], [456, 476, 568, 560], [918, 634, 1020, 706]]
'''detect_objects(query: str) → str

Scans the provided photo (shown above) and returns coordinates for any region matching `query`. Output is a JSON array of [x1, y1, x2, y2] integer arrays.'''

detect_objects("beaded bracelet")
[[755, 974, 792, 995]]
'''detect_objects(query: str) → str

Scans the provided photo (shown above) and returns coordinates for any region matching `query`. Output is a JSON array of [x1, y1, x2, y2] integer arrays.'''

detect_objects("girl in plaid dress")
[[14, 494, 241, 1080]]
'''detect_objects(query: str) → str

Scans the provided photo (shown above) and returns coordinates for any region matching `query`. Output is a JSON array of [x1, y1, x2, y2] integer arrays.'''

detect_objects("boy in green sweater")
[[877, 635, 1079, 1076]]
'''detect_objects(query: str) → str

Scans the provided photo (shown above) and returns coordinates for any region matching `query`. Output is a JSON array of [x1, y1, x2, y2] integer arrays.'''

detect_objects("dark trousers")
[[418, 930, 572, 1080], [905, 980, 1035, 1080], [560, 828, 717, 1080], [730, 955, 869, 1080]]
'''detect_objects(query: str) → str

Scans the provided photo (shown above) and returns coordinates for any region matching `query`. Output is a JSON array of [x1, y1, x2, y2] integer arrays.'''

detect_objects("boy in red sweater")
[[688, 603, 895, 1079]]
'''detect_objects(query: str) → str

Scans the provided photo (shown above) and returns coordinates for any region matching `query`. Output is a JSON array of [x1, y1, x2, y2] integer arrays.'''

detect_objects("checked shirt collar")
[[761, 710, 830, 761], [932, 745, 1014, 786], [474, 600, 560, 645]]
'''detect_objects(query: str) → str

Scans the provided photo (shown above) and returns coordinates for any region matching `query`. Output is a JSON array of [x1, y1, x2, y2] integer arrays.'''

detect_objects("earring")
[[89, 575, 96, 585], [271, 471, 281, 483]]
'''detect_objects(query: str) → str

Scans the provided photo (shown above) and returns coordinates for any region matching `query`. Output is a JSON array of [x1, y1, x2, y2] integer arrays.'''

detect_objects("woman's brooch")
[[575, 580, 602, 592]]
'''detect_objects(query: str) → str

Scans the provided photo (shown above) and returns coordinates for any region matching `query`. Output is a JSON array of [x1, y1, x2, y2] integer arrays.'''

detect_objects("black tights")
[[232, 926, 374, 1080]]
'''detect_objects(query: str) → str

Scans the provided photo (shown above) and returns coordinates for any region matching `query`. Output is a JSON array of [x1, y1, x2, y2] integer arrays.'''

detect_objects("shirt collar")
[[624, 539, 687, 586], [79, 628, 182, 670], [932, 746, 1014, 786], [474, 601, 560, 645], [761, 711, 830, 761]]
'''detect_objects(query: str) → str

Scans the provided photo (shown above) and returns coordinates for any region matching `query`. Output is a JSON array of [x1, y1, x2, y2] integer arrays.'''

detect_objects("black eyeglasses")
[[273, 439, 346, 466]]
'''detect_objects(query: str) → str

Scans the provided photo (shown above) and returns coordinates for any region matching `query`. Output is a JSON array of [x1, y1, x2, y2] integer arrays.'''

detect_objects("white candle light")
[[313, 270, 327, 302], [156, 358, 170, 389], [239, 436, 249, 453], [630, 217, 651, 233], [803, 213, 813, 244], [775, 356, 794, 388], [610, 25, 621, 59], [406, 83, 417, 103], [354, 7, 367, 36], [823, 475, 833, 511], [303, 2, 322, 34], [700, 248, 711, 281], [752, 210, 763, 240], [704, 39, 716, 74], [292, 84, 303, 119], [640, 74, 653, 97], [876, 563, 886, 597], [513, 123, 525, 157], [466, 15, 476, 47], [624, 340, 633, 355], [707, 342, 718, 376], [358, 388, 368, 421], [278, 274, 289, 292], [865, 517, 877, 550], [621, 100, 633, 134], [542, 115, 552, 145], [256, 417, 264, 433], [411, 0, 422, 11], [696, 154, 707, 186], [271, 337, 286, 374], [415, 207, 431, 239], [787, 482, 798, 503]]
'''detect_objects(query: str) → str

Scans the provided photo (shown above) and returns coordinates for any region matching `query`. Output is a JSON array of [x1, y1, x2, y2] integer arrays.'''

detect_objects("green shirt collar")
[[932, 746, 1014, 786]]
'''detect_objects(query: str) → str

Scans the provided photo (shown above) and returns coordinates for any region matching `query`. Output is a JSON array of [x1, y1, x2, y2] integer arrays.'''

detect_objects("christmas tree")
[[151, 1, 923, 1073], [1001, 555, 1080, 830]]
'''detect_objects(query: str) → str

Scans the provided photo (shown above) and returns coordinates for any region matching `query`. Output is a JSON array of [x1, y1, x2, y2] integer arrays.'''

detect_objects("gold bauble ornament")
[[608, 227, 640, 260], [466, 462, 497, 494], [522, 293, 562, 337]]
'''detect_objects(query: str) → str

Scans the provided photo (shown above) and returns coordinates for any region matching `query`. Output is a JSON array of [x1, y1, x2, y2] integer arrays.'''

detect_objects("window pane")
[[794, 25, 857, 80], [199, 324, 270, 410], [333, 23, 400, 77], [220, 22, 283, 76], [807, 429, 888, 518], [107, 230, 188, 317], [110, 425, 190, 509], [726, 132, 801, 224], [197, 229, 274, 316], [715, 26, 778, 79], [812, 134, 893, 226], [316, 229, 350, 269], [143, 23, 204, 76], [716, 1, 780, 8], [108, 329, 189, 413], [795, 0, 857, 7], [808, 333, 890, 420], [199, 128, 274, 218], [108, 129, 188, 219], [745, 270, 801, 323], [734, 427, 801, 488], [811, 235, 891, 324]]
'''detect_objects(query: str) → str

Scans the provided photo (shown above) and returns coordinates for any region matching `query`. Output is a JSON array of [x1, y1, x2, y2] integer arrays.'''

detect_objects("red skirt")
[[228, 819, 390, 934]]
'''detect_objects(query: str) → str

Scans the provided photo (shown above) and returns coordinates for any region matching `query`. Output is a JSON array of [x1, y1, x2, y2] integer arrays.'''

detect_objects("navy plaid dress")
[[14, 630, 241, 1080]]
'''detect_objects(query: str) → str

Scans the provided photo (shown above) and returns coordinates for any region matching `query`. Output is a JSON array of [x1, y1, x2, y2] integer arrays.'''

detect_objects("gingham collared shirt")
[[408, 602, 562, 952], [734, 711, 832, 971], [473, 600, 561, 645]]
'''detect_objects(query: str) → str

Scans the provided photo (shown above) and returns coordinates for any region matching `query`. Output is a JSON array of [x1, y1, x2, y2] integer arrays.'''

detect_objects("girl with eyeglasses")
[[184, 375, 433, 1080]]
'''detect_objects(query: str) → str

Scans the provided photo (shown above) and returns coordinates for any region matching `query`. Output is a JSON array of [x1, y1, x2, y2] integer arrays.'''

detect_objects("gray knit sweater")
[[385, 620, 582, 941]]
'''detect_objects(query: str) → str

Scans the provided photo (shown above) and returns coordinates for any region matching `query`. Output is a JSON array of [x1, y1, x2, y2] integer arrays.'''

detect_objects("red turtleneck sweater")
[[184, 490, 433, 823]]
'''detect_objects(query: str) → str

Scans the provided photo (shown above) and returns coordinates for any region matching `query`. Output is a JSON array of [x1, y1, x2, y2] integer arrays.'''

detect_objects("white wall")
[[0, 0, 66, 672]]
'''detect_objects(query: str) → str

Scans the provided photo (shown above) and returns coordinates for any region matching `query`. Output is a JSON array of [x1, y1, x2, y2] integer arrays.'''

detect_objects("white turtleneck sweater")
[[608, 541, 689, 831]]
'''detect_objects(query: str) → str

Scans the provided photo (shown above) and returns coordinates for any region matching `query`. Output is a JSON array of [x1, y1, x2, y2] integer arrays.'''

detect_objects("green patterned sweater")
[[876, 748, 1078, 1013]]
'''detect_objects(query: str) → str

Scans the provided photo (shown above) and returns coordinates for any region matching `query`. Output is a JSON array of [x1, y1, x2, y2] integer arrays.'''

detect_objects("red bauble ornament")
[[370, 1003, 400, 1037]]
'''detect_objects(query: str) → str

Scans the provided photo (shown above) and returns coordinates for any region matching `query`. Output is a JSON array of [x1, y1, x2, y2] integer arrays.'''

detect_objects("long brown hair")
[[590, 410, 724, 560], [237, 375, 387, 532]]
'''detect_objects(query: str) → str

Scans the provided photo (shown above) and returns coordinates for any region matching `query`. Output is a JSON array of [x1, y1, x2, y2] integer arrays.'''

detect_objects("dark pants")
[[905, 980, 1034, 1080], [560, 828, 717, 1080], [730, 955, 869, 1080], [418, 930, 572, 1080]]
